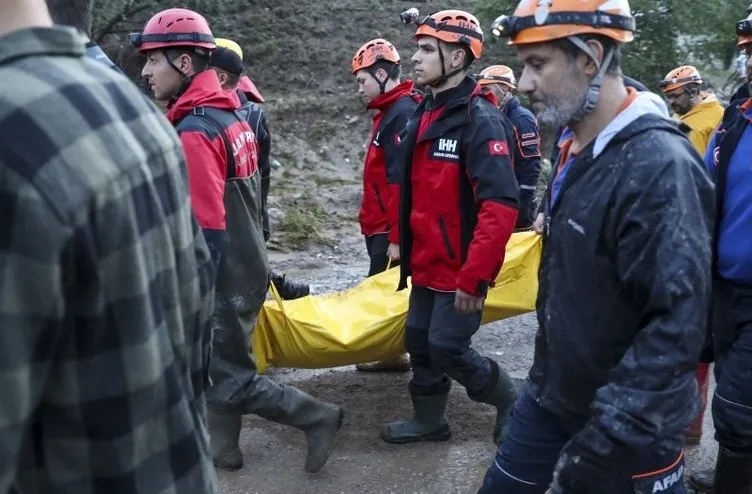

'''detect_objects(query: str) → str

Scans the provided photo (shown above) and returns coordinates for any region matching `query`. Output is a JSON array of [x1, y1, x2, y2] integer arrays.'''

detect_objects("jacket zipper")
[[437, 216, 456, 260], [372, 184, 387, 213]]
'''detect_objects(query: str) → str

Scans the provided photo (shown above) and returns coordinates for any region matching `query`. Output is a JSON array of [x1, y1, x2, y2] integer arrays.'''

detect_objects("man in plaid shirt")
[[0, 1, 218, 492]]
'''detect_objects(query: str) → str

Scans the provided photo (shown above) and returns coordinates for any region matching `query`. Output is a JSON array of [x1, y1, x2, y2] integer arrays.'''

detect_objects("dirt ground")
[[216, 247, 719, 494]]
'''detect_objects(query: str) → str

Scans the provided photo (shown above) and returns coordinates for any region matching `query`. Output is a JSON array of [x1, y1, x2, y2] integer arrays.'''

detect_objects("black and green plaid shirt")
[[0, 26, 217, 493]]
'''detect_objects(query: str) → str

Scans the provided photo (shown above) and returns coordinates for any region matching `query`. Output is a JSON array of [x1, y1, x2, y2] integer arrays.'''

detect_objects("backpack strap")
[[193, 106, 237, 180]]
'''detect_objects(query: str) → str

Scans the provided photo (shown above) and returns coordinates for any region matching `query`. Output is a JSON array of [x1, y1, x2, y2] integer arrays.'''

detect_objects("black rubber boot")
[[689, 467, 714, 493], [381, 392, 452, 444], [209, 412, 243, 471], [270, 271, 310, 300], [713, 447, 752, 494], [476, 359, 519, 445], [270, 387, 344, 473]]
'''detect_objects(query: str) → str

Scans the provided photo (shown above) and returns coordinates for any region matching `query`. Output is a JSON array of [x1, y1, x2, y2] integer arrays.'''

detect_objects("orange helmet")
[[351, 39, 400, 74], [491, 0, 635, 46], [130, 8, 215, 52], [476, 65, 516, 89], [737, 12, 752, 47], [410, 9, 484, 59], [659, 66, 702, 93]]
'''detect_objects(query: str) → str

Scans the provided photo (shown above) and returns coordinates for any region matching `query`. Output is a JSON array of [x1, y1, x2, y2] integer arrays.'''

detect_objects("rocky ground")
[[216, 244, 718, 494]]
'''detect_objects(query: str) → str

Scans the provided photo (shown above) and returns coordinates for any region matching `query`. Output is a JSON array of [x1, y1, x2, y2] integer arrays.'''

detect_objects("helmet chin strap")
[[566, 36, 615, 125], [425, 40, 467, 90]]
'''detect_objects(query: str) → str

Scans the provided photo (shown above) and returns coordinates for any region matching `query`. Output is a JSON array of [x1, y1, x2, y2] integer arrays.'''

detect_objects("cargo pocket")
[[437, 216, 456, 260], [631, 451, 685, 494]]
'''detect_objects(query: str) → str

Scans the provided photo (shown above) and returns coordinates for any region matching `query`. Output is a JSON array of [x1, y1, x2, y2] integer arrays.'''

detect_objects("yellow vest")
[[674, 96, 724, 156]]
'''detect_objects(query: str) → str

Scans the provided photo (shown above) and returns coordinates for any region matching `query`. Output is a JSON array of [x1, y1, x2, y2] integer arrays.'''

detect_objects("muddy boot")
[[689, 467, 715, 493], [209, 412, 243, 471], [685, 362, 711, 446], [356, 353, 411, 372], [381, 392, 452, 444], [272, 387, 344, 473], [270, 271, 310, 300], [714, 447, 752, 494], [477, 359, 519, 445]]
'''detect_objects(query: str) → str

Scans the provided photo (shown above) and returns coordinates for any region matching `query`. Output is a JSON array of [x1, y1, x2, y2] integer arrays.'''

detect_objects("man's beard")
[[530, 68, 590, 130]]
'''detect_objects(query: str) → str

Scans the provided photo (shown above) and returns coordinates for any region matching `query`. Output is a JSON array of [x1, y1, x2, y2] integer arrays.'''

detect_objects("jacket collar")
[[0, 26, 84, 65], [367, 80, 415, 112]]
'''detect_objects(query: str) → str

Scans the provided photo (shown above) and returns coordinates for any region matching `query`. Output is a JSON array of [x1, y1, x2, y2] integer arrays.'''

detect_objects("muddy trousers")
[[206, 294, 304, 418], [405, 286, 492, 398], [479, 390, 686, 494], [365, 233, 399, 277], [712, 279, 752, 459]]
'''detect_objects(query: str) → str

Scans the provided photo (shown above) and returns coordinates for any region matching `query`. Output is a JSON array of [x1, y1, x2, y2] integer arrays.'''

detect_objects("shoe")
[[270, 387, 344, 473], [209, 412, 243, 471], [381, 392, 452, 444], [713, 447, 752, 494]]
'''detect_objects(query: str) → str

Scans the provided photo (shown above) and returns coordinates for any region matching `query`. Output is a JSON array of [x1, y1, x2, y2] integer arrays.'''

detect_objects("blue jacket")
[[502, 96, 541, 229], [705, 97, 752, 283]]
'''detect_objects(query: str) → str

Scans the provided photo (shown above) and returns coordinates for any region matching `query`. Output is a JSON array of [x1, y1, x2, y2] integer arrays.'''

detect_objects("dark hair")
[[166, 47, 211, 72], [370, 60, 401, 81], [223, 72, 241, 88], [45, 0, 93, 36], [553, 35, 622, 75]]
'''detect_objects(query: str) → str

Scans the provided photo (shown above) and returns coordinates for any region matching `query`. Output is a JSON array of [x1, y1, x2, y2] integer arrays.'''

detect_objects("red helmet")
[[130, 8, 215, 53]]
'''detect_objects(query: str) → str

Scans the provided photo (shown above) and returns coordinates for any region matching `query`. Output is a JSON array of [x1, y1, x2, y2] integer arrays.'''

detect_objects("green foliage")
[[475, 0, 750, 91]]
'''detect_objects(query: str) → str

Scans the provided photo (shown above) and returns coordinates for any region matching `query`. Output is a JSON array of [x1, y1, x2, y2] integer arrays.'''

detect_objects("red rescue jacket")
[[360, 80, 421, 243], [397, 76, 519, 296], [166, 70, 259, 263]]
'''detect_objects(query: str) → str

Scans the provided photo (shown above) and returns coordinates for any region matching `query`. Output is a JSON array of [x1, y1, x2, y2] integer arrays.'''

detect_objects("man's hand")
[[534, 212, 545, 235], [455, 289, 485, 314], [387, 243, 400, 262]]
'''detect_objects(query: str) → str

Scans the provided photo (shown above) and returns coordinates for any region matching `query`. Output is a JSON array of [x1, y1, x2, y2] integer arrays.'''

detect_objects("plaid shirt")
[[0, 27, 217, 493]]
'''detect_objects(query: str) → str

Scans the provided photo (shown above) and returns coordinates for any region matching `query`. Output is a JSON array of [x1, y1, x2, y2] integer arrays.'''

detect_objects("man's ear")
[[450, 46, 467, 70], [582, 39, 605, 77], [176, 53, 193, 76], [217, 71, 229, 87], [375, 68, 389, 84]]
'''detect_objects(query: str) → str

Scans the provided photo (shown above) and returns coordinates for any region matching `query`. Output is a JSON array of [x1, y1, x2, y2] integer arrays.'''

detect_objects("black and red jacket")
[[360, 80, 421, 243], [166, 70, 259, 265], [397, 76, 520, 296]]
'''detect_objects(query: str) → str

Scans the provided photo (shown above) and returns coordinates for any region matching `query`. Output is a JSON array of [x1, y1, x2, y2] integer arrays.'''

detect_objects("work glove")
[[548, 422, 621, 494]]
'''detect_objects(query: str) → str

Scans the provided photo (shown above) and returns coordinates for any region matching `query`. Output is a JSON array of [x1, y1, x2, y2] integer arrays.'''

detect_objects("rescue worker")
[[477, 65, 542, 230], [44, 0, 121, 71], [350, 38, 421, 373], [689, 12, 752, 494], [132, 9, 343, 474], [533, 74, 667, 235], [658, 64, 723, 448], [660, 65, 724, 156], [0, 0, 217, 491], [382, 9, 520, 447], [210, 39, 310, 300], [481, 0, 714, 492]]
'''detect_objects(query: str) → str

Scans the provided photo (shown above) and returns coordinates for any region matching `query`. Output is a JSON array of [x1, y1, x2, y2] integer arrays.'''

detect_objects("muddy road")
[[218, 244, 718, 493]]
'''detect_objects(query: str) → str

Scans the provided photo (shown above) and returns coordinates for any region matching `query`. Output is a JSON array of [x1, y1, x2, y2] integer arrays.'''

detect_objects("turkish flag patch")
[[488, 140, 509, 156]]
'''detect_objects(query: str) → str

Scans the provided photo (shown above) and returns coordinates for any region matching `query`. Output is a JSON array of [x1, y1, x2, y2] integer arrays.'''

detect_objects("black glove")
[[548, 423, 622, 494]]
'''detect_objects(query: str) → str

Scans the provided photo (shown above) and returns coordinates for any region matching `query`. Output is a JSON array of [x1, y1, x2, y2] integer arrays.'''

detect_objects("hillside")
[[98, 0, 521, 252]]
